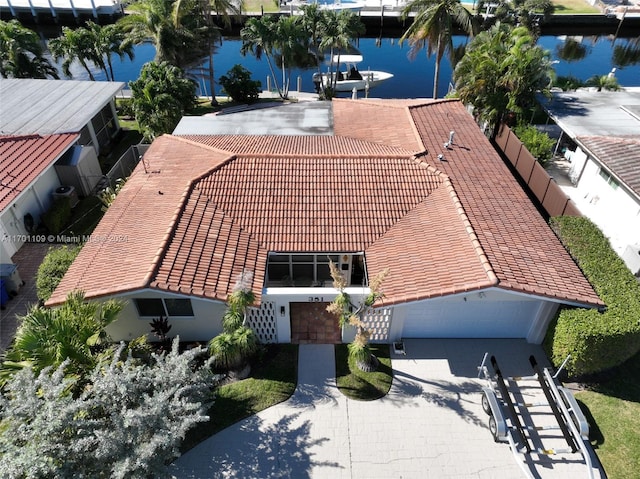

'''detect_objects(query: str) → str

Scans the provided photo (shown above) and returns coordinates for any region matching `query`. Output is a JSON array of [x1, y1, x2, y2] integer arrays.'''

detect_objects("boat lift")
[[477, 353, 595, 479]]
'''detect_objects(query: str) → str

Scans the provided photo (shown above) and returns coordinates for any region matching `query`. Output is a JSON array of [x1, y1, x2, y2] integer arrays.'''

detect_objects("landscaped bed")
[[335, 344, 393, 401]]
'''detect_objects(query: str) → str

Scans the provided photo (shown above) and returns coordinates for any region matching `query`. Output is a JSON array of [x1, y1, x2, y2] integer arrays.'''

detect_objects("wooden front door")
[[290, 302, 341, 344]]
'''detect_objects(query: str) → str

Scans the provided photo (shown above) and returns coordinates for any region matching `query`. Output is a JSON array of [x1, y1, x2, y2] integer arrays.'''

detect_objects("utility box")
[[0, 263, 23, 296], [55, 145, 103, 196]]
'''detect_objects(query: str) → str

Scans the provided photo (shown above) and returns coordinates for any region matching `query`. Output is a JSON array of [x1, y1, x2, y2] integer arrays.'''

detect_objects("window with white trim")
[[134, 298, 194, 318]]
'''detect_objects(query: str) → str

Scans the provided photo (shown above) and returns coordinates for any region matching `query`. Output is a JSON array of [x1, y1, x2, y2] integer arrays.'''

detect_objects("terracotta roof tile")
[[0, 134, 79, 211], [407, 101, 602, 306], [577, 135, 640, 197]]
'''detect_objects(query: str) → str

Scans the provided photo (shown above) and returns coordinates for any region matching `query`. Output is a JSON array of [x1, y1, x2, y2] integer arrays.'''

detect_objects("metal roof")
[[539, 88, 640, 138], [0, 79, 124, 136]]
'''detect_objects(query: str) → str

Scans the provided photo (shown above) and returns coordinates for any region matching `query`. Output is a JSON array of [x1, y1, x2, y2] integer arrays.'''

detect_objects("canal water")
[[52, 34, 640, 98]]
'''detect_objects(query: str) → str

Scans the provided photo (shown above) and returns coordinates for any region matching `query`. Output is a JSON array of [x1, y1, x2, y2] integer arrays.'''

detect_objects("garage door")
[[402, 299, 536, 339]]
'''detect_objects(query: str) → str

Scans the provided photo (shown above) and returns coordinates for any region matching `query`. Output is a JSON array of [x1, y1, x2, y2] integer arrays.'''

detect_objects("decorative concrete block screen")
[[246, 302, 278, 343], [363, 307, 393, 343]]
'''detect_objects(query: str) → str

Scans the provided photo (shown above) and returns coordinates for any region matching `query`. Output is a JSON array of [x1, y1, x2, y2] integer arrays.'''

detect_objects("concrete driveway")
[[171, 339, 604, 479]]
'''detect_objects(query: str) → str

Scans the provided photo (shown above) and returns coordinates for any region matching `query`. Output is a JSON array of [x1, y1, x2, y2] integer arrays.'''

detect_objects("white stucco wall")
[[106, 289, 226, 343], [571, 153, 640, 271]]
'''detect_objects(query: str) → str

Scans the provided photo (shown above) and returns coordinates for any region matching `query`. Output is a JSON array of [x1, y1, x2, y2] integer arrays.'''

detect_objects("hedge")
[[36, 245, 82, 302], [546, 216, 640, 377]]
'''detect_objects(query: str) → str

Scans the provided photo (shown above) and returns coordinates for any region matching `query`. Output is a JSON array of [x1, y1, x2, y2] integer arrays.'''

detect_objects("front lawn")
[[335, 344, 393, 400], [576, 351, 640, 478], [551, 0, 600, 14], [182, 344, 298, 452]]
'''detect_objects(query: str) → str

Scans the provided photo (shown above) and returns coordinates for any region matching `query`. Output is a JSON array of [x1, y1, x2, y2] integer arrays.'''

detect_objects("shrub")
[[545, 216, 640, 377], [36, 245, 81, 301], [41, 197, 71, 234], [512, 124, 556, 166], [219, 64, 261, 104]]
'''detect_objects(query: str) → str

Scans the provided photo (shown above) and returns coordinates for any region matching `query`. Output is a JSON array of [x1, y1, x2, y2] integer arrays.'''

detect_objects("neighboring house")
[[0, 79, 125, 258], [47, 99, 602, 345], [540, 89, 640, 276], [0, 134, 78, 259]]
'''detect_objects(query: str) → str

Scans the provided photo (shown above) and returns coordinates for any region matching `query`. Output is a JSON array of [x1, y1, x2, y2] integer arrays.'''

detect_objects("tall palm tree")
[[87, 22, 135, 81], [118, 0, 199, 69], [241, 15, 282, 97], [191, 0, 242, 105], [401, 0, 477, 99], [0, 20, 58, 79], [0, 291, 123, 384], [317, 9, 365, 96], [49, 26, 99, 80]]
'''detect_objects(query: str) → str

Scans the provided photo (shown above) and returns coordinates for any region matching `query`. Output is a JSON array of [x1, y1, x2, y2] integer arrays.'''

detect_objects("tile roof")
[[407, 101, 602, 306], [577, 136, 640, 198], [0, 134, 79, 212], [48, 100, 602, 309]]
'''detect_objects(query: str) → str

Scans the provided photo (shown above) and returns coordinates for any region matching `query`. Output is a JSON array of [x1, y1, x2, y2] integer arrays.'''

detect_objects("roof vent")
[[444, 130, 455, 149]]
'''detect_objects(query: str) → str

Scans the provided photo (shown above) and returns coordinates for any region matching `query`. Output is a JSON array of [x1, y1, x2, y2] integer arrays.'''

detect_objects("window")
[[598, 168, 619, 190], [266, 253, 344, 286], [134, 298, 194, 317]]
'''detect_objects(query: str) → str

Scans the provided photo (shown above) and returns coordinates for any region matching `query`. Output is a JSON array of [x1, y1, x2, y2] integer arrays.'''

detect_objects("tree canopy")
[[0, 20, 58, 79], [453, 23, 553, 129], [0, 339, 217, 478]]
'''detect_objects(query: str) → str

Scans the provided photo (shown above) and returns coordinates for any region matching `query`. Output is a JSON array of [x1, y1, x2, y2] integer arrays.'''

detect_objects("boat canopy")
[[332, 54, 363, 64]]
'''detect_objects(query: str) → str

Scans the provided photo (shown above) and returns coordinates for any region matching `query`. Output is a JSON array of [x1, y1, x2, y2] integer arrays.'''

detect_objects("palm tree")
[[586, 73, 621, 92], [0, 20, 58, 79], [49, 26, 99, 80], [87, 22, 135, 81], [241, 15, 282, 97], [316, 9, 365, 97], [400, 0, 477, 99], [190, 0, 242, 105], [118, 0, 200, 69], [0, 291, 123, 384]]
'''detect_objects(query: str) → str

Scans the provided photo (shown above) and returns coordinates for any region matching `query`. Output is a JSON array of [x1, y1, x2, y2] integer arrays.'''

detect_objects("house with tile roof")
[[0, 79, 125, 260], [47, 99, 602, 345], [540, 89, 640, 276]]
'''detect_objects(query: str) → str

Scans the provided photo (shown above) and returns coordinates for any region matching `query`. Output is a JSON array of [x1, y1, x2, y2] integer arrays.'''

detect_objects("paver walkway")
[[171, 340, 605, 479]]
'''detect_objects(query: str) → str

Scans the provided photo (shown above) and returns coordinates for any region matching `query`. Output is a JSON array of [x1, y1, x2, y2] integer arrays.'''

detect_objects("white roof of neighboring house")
[[540, 89, 640, 138], [0, 79, 124, 136]]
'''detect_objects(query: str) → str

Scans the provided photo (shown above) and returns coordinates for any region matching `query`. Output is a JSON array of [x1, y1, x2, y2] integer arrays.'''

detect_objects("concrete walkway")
[[171, 340, 605, 479]]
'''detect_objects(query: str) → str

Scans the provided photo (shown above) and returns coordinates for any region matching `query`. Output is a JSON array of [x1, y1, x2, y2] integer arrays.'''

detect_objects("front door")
[[290, 302, 341, 344]]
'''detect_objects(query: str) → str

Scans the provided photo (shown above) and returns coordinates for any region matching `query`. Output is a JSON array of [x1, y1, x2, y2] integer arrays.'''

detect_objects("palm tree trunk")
[[433, 34, 442, 99], [80, 59, 96, 81]]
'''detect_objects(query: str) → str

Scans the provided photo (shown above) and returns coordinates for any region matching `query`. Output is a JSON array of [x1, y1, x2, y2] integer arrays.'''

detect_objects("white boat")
[[312, 55, 393, 92]]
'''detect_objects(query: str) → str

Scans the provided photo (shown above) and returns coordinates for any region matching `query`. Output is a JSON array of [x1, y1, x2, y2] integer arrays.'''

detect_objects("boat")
[[312, 55, 393, 93]]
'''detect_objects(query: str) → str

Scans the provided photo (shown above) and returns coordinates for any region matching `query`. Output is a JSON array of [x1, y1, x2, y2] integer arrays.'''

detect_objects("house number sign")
[[308, 297, 323, 302]]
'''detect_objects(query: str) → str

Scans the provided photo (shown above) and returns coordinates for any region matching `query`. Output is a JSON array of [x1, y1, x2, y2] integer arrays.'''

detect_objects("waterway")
[[51, 33, 640, 99]]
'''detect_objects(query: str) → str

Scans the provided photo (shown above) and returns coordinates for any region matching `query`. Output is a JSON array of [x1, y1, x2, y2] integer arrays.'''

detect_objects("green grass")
[[182, 344, 298, 452], [551, 0, 600, 14], [575, 351, 640, 478], [335, 344, 393, 400], [243, 0, 280, 13]]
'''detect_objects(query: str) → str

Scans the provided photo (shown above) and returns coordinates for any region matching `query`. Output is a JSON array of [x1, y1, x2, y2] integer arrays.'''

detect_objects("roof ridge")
[[165, 134, 236, 156], [441, 176, 499, 286]]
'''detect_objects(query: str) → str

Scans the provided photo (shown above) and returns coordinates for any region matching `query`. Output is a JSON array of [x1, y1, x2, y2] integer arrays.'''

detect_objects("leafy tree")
[[400, 0, 477, 99], [0, 339, 217, 478], [129, 61, 196, 141], [35, 245, 82, 302], [0, 291, 123, 384], [0, 20, 58, 79], [49, 26, 99, 80], [453, 23, 553, 131], [219, 64, 261, 104], [327, 261, 388, 371], [512, 124, 555, 166]]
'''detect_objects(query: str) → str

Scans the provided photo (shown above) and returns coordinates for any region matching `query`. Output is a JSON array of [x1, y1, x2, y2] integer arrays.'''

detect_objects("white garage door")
[[401, 299, 536, 339]]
